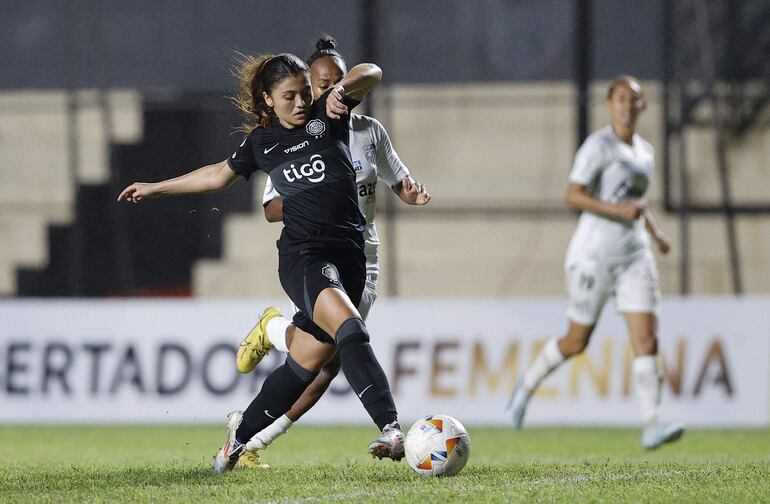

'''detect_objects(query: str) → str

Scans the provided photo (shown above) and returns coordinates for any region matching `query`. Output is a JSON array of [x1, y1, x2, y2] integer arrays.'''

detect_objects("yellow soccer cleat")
[[236, 306, 283, 373], [235, 450, 270, 469]]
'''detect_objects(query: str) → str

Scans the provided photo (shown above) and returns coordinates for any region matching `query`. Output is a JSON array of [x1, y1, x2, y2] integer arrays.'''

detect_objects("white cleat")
[[641, 422, 685, 450], [213, 410, 246, 474], [506, 377, 529, 430], [368, 422, 405, 461]]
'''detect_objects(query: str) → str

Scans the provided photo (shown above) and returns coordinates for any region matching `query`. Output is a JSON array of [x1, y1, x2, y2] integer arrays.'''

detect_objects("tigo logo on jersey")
[[306, 119, 326, 137], [283, 154, 326, 183]]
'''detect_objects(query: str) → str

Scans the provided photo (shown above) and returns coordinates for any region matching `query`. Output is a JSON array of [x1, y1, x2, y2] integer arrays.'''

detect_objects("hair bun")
[[316, 35, 337, 51]]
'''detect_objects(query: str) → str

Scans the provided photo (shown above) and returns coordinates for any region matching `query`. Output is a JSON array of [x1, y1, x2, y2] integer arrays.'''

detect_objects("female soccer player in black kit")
[[117, 53, 404, 473]]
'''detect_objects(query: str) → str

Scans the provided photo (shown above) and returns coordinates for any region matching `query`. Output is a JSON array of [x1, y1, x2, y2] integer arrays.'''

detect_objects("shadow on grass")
[[2, 464, 221, 493], [1, 462, 419, 494]]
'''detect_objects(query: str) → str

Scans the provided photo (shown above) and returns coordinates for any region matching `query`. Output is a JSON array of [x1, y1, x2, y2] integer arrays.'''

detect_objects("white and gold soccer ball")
[[405, 414, 471, 477]]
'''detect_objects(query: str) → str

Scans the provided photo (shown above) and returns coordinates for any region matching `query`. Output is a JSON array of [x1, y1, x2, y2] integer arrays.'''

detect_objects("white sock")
[[522, 338, 566, 394], [265, 316, 291, 353], [633, 355, 662, 428], [244, 414, 294, 451]]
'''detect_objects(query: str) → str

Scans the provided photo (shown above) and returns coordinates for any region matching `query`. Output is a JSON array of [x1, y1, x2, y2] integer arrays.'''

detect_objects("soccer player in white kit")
[[507, 75, 685, 450], [234, 37, 430, 467]]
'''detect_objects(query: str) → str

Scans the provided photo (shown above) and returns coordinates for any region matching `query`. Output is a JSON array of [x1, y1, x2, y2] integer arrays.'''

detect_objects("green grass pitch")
[[1, 425, 768, 503]]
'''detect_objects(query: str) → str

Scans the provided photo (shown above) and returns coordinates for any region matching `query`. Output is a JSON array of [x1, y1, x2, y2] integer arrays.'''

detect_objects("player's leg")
[[238, 317, 336, 427], [311, 248, 402, 460], [248, 276, 375, 427], [258, 270, 376, 363], [508, 321, 594, 428], [282, 254, 392, 435], [508, 261, 610, 428], [233, 309, 322, 468], [239, 328, 334, 432], [238, 276, 377, 465], [312, 286, 403, 460], [617, 255, 684, 449], [242, 323, 340, 454], [214, 331, 335, 473], [280, 272, 377, 423], [284, 353, 341, 420], [624, 311, 683, 449], [214, 251, 338, 473], [625, 311, 661, 427]]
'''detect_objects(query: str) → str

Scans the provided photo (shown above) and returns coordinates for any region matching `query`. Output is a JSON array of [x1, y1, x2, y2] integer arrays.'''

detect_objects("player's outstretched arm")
[[369, 118, 429, 206], [642, 208, 671, 254], [393, 176, 431, 205], [117, 160, 240, 203], [565, 182, 645, 224]]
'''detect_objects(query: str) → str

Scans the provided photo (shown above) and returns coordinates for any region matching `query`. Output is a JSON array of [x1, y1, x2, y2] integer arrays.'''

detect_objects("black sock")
[[336, 317, 397, 430], [374, 412, 399, 431], [236, 356, 318, 443]]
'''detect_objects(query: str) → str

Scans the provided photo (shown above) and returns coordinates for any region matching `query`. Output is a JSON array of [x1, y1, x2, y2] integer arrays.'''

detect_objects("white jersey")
[[565, 126, 654, 267], [263, 114, 410, 271]]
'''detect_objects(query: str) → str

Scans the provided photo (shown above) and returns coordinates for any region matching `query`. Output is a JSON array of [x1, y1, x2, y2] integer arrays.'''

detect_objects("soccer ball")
[[405, 414, 470, 477]]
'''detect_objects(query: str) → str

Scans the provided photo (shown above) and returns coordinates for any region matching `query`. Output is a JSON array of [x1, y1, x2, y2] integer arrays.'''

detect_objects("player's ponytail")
[[231, 52, 308, 132], [306, 35, 347, 74]]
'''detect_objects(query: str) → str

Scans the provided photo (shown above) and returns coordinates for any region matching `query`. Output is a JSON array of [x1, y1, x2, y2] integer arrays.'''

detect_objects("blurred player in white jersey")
[[234, 36, 430, 468], [507, 76, 684, 450]]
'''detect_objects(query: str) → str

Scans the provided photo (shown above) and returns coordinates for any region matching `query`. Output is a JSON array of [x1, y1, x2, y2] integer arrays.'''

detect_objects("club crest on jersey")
[[363, 143, 376, 164], [321, 264, 340, 285], [306, 119, 326, 137]]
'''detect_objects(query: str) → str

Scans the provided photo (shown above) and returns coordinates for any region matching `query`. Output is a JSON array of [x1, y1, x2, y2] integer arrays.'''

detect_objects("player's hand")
[[654, 232, 671, 255], [616, 200, 646, 222], [117, 182, 158, 203], [401, 177, 431, 205], [326, 85, 349, 120]]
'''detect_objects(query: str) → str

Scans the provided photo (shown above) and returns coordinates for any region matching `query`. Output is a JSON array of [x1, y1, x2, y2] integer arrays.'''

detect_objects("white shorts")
[[565, 253, 660, 326], [358, 253, 379, 321], [357, 275, 378, 321]]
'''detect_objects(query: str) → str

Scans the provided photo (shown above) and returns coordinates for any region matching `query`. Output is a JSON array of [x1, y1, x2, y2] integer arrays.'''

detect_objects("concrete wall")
[[0, 90, 142, 294], [193, 82, 770, 298], [2, 84, 766, 298]]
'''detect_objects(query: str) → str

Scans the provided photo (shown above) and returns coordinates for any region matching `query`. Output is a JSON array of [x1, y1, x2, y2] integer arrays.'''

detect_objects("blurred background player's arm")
[[117, 160, 239, 203], [565, 182, 645, 224], [643, 209, 671, 254], [367, 117, 430, 206]]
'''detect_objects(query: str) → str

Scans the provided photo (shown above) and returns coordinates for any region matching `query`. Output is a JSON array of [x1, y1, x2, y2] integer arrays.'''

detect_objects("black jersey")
[[228, 91, 365, 253]]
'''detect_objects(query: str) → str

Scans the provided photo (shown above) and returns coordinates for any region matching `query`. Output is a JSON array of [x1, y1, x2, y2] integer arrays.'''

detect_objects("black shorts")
[[278, 246, 366, 344]]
